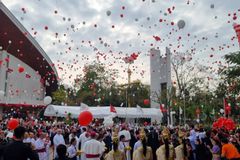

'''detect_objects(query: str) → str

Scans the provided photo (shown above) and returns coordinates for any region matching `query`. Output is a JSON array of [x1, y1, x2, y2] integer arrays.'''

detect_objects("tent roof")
[[44, 105, 163, 120]]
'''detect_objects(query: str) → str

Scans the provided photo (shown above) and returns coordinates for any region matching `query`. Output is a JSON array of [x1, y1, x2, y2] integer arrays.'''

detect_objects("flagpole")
[[223, 98, 226, 118]]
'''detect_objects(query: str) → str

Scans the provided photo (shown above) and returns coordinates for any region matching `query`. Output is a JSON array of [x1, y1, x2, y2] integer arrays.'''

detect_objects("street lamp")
[[123, 53, 138, 107]]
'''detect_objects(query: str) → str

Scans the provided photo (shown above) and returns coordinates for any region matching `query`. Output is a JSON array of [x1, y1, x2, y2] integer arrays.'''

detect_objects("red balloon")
[[18, 66, 24, 73], [225, 106, 231, 111], [212, 117, 236, 131], [8, 118, 19, 130], [143, 99, 150, 105], [78, 111, 93, 126]]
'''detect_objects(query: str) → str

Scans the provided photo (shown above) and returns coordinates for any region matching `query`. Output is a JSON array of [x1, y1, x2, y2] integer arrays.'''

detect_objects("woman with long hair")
[[133, 128, 153, 160], [175, 130, 187, 160], [156, 127, 174, 160], [105, 128, 125, 160]]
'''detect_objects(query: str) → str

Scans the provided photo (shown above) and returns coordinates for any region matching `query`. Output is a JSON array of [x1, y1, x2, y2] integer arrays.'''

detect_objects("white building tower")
[[150, 47, 171, 108]]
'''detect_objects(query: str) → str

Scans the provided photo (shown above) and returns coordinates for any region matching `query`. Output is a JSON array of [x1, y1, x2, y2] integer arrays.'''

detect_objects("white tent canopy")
[[44, 105, 163, 121]]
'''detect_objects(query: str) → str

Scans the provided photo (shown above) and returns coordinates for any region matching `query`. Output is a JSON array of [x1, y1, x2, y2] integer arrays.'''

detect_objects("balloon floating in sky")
[[78, 111, 93, 126], [106, 10, 111, 16], [18, 66, 25, 73], [210, 4, 214, 9], [177, 20, 186, 29], [44, 96, 52, 105], [143, 99, 150, 105]]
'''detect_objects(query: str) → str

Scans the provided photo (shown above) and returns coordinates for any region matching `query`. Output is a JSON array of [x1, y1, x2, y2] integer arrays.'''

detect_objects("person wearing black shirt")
[[3, 126, 39, 160]]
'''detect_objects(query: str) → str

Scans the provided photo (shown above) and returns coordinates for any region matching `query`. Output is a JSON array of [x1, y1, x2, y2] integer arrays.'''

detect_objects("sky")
[[2, 0, 240, 86]]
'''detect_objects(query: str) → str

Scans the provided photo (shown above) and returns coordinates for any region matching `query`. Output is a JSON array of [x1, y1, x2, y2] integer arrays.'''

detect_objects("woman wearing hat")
[[105, 128, 126, 160], [156, 127, 175, 160], [132, 128, 153, 160]]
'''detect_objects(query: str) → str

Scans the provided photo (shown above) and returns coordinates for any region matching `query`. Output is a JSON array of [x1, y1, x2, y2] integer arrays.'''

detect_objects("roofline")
[[0, 2, 58, 79]]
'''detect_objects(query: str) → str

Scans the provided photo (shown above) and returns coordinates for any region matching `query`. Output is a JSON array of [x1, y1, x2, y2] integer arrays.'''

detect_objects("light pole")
[[123, 53, 138, 107], [127, 66, 132, 107], [183, 93, 186, 125]]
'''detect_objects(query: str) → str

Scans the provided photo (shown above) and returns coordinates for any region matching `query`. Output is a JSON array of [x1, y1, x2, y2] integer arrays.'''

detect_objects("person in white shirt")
[[118, 135, 126, 153], [67, 138, 78, 160], [82, 131, 105, 160], [118, 126, 131, 160], [79, 127, 90, 160], [45, 133, 51, 160], [23, 132, 36, 150], [35, 132, 50, 160], [69, 130, 79, 149], [53, 129, 66, 158], [23, 132, 30, 143]]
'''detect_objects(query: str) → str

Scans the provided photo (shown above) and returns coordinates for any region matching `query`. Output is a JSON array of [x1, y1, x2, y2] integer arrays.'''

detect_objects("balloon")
[[106, 10, 111, 16], [18, 66, 24, 73], [212, 117, 236, 131], [8, 118, 19, 130], [220, 109, 224, 114], [0, 90, 4, 98], [225, 106, 231, 111], [143, 99, 150, 105], [103, 116, 113, 127], [177, 20, 185, 29], [78, 111, 93, 126], [44, 96, 52, 105], [210, 4, 214, 9]]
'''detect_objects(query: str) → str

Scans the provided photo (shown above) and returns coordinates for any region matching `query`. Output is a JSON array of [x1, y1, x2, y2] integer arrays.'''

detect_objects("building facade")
[[0, 2, 58, 108]]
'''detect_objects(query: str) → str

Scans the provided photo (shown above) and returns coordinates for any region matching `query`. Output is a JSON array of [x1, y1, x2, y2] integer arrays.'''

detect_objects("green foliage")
[[52, 85, 67, 105], [52, 62, 150, 108]]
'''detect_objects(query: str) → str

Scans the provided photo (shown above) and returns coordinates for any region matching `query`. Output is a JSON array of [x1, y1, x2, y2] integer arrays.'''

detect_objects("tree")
[[52, 85, 67, 105], [221, 51, 240, 94], [158, 51, 211, 124], [117, 80, 150, 107], [219, 51, 240, 120], [74, 62, 118, 106]]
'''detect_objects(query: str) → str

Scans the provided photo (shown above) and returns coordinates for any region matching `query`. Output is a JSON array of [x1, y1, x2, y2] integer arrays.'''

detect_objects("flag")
[[160, 104, 167, 112], [179, 107, 183, 115], [120, 103, 124, 107], [110, 104, 117, 113], [224, 98, 231, 115], [137, 104, 143, 113], [212, 108, 215, 115], [233, 23, 240, 46]]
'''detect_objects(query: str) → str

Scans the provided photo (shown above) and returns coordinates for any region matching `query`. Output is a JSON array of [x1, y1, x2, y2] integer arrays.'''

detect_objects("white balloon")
[[106, 10, 111, 16], [103, 116, 114, 127], [220, 109, 224, 114], [177, 20, 186, 29], [63, 84, 68, 90], [0, 90, 4, 98], [44, 96, 52, 105]]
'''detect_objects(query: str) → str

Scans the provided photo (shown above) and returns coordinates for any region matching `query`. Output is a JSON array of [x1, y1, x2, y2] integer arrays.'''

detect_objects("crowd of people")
[[0, 112, 239, 160]]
